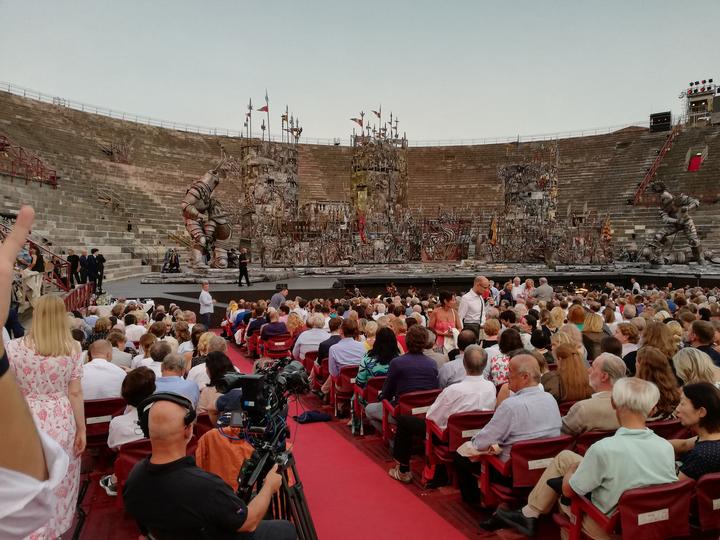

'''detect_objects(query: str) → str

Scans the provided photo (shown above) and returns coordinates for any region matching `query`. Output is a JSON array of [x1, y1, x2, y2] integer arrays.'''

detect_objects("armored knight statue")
[[181, 160, 233, 268], [645, 181, 705, 265]]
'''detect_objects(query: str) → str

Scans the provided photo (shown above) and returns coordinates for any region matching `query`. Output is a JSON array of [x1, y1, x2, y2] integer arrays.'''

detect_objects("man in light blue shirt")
[[322, 318, 365, 395], [154, 353, 200, 406], [494, 377, 677, 538], [454, 354, 561, 504]]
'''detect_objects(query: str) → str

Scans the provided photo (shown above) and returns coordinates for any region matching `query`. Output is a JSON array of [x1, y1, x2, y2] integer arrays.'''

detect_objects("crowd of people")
[[4, 202, 720, 538]]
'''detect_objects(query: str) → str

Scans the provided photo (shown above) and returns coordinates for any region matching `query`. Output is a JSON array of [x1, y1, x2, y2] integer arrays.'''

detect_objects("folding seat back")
[[194, 413, 215, 439], [311, 358, 329, 391], [84, 397, 126, 450], [696, 472, 720, 531], [263, 334, 293, 359], [617, 479, 694, 539], [446, 411, 494, 452], [574, 430, 614, 456], [647, 418, 691, 440], [363, 376, 386, 404], [331, 365, 360, 416], [558, 400, 578, 416], [509, 435, 575, 488], [301, 350, 318, 373], [394, 389, 442, 417]]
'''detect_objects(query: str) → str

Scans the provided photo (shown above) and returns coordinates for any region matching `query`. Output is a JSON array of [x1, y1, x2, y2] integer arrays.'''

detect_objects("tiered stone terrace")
[[1, 90, 718, 280]]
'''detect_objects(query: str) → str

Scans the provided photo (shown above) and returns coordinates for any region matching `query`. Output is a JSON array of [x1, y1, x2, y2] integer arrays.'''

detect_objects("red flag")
[[257, 105, 269, 112], [245, 112, 251, 118], [350, 117, 363, 127]]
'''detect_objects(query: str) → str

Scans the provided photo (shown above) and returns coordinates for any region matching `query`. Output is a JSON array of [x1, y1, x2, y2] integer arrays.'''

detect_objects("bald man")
[[123, 398, 296, 540], [454, 354, 562, 505], [458, 275, 490, 339], [82, 339, 126, 399]]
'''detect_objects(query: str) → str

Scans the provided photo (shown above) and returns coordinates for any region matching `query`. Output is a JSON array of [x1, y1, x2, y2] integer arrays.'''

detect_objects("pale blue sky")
[[0, 0, 715, 142]]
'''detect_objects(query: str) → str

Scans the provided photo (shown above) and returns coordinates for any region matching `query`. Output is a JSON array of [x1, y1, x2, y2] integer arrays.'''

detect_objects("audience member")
[[187, 335, 228, 390], [540, 342, 593, 403], [82, 340, 126, 399], [672, 347, 720, 386], [123, 313, 147, 343], [316, 316, 343, 362], [107, 330, 133, 370], [614, 322, 640, 374], [635, 346, 681, 420], [438, 329, 479, 387], [355, 327, 400, 388], [487, 327, 524, 387], [154, 353, 199, 406], [260, 308, 288, 340], [689, 320, 720, 366], [198, 351, 237, 424], [458, 276, 490, 338]]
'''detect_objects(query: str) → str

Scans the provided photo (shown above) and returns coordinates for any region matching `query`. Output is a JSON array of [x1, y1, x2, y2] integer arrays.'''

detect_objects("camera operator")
[[123, 393, 296, 540]]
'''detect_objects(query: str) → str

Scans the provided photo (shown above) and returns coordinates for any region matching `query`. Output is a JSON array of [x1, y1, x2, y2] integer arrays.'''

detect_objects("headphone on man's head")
[[137, 392, 196, 439]]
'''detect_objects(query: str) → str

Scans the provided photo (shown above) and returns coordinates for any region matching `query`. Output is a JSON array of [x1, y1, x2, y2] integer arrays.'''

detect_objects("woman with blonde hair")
[[7, 295, 85, 538], [363, 320, 379, 351], [545, 307, 565, 335], [642, 321, 678, 360], [636, 346, 681, 420], [558, 323, 588, 364], [286, 312, 306, 341], [541, 342, 593, 403], [582, 312, 605, 362], [673, 348, 720, 387]]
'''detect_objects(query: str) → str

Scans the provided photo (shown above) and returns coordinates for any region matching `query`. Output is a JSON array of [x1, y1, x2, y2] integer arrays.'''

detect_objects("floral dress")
[[488, 350, 511, 386], [6, 337, 83, 540]]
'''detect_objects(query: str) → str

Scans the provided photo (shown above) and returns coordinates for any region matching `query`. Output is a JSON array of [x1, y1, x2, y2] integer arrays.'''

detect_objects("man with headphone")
[[123, 392, 296, 540]]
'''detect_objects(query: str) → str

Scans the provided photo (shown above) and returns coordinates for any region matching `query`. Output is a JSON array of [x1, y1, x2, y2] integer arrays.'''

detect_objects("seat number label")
[[637, 509, 668, 525]]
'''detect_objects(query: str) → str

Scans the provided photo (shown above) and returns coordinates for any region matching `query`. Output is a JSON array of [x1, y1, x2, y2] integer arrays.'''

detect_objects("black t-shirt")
[[697, 345, 720, 368], [680, 439, 720, 480], [123, 456, 248, 539], [67, 254, 80, 270], [239, 253, 248, 267], [31, 252, 45, 272]]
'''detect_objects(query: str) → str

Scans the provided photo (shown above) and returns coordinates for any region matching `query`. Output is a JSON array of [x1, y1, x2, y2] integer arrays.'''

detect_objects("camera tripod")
[[237, 429, 318, 540]]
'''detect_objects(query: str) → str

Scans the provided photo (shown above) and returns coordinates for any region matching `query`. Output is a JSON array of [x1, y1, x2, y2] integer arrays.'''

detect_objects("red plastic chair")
[[647, 418, 692, 440], [477, 435, 575, 508], [696, 472, 720, 533], [558, 400, 579, 415], [330, 364, 360, 417], [574, 429, 615, 456], [382, 389, 441, 446], [246, 333, 259, 359], [425, 410, 493, 483], [261, 333, 293, 359], [301, 350, 319, 374], [351, 376, 387, 436], [84, 397, 126, 451], [555, 479, 694, 540], [311, 358, 329, 391], [547, 363, 558, 371], [194, 413, 215, 439]]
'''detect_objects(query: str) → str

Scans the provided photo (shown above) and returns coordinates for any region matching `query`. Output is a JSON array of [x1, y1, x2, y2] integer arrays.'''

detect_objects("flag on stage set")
[[351, 117, 363, 127], [257, 105, 269, 112], [372, 109, 381, 118]]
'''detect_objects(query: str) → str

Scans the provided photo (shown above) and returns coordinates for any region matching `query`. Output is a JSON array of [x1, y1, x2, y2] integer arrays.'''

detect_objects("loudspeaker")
[[650, 111, 672, 132]]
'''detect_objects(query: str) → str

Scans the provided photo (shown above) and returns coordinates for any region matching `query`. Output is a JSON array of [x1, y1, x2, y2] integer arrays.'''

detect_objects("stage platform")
[[105, 261, 720, 326]]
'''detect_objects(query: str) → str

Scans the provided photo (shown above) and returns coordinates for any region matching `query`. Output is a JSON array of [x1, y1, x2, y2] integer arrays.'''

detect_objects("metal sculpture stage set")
[[180, 106, 711, 278]]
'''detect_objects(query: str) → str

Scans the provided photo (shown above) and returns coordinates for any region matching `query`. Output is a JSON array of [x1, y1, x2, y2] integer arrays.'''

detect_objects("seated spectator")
[[154, 352, 200, 406], [636, 345, 681, 420], [316, 316, 343, 363], [175, 321, 194, 366], [388, 345, 496, 483], [540, 342, 593, 403], [285, 312, 306, 340], [107, 329, 133, 370], [148, 321, 179, 353], [188, 335, 228, 390], [599, 335, 623, 358], [530, 330, 553, 366], [198, 351, 237, 425], [131, 333, 158, 369], [673, 347, 720, 387], [245, 306, 267, 338], [82, 339, 127, 399], [363, 320, 378, 351], [390, 317, 408, 353], [581, 313, 605, 362], [480, 319, 501, 349], [422, 330, 449, 368], [355, 327, 400, 388], [454, 354, 561, 504], [689, 320, 720, 367], [190, 328, 212, 368], [291, 313, 328, 361], [614, 322, 640, 374], [493, 378, 676, 538], [85, 316, 112, 348], [438, 329, 479, 388], [260, 308, 288, 340], [135, 340, 170, 378], [561, 352, 626, 436], [99, 367, 157, 496], [322, 318, 366, 396], [559, 324, 588, 365], [487, 327, 524, 387], [365, 325, 439, 431], [124, 313, 147, 343], [670, 382, 720, 480]]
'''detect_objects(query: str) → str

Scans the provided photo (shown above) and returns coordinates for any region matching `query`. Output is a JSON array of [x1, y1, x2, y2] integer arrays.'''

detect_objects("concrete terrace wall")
[[2, 89, 719, 276]]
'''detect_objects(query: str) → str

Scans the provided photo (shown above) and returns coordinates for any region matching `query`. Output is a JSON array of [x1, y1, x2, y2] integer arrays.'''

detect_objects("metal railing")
[[633, 124, 682, 205], [1, 80, 652, 148]]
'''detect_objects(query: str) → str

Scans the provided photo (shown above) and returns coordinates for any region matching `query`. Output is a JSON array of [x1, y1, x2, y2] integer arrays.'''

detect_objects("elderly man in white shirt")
[[292, 313, 329, 361], [123, 313, 147, 343], [458, 275, 490, 340], [82, 340, 127, 400], [388, 345, 496, 484]]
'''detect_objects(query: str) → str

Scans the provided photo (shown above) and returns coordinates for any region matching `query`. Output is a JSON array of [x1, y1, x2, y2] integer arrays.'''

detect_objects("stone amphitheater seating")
[[1, 89, 719, 280]]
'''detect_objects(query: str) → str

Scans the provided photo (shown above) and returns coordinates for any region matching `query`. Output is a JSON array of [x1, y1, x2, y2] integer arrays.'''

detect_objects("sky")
[[0, 0, 716, 143]]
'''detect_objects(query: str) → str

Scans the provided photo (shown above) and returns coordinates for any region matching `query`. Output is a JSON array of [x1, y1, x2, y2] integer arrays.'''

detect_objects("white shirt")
[[187, 362, 210, 391], [292, 328, 329, 360], [107, 407, 144, 449], [124, 324, 147, 343], [131, 353, 148, 369], [291, 307, 309, 322], [458, 289, 486, 325], [82, 359, 126, 399], [2, 327, 10, 347], [0, 428, 69, 539], [133, 358, 163, 378], [511, 284, 525, 301], [426, 375, 496, 429], [199, 290, 214, 314], [622, 343, 639, 357]]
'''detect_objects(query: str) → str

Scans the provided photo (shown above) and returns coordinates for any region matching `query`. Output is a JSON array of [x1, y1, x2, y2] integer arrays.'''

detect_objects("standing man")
[[85, 249, 98, 290], [238, 247, 251, 287], [66, 249, 80, 288], [198, 280, 215, 328], [92, 248, 106, 294], [79, 249, 88, 284], [270, 286, 288, 310], [457, 275, 490, 340], [530, 277, 554, 303]]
